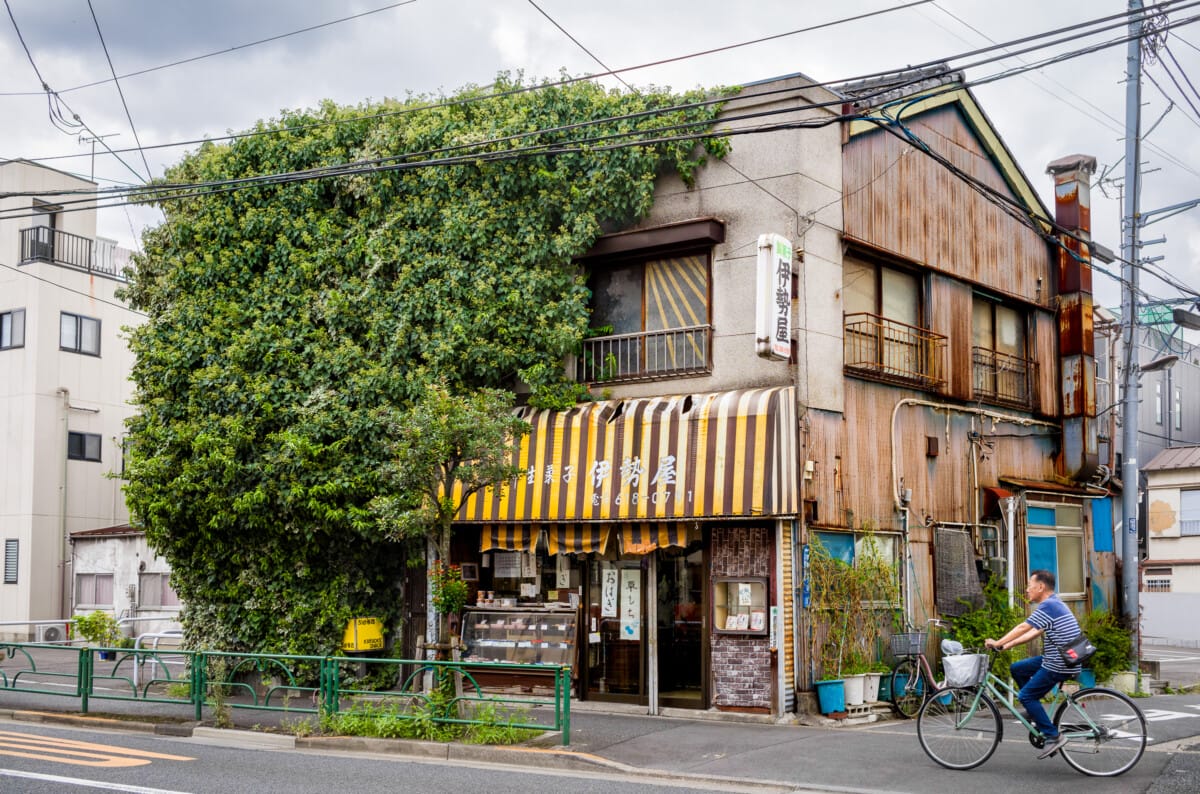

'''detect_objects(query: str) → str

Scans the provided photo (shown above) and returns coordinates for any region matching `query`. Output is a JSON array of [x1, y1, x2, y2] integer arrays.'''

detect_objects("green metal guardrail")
[[0, 643, 571, 745]]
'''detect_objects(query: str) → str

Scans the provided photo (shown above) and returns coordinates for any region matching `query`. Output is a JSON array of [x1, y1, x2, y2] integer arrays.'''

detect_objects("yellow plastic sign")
[[342, 617, 384, 652]]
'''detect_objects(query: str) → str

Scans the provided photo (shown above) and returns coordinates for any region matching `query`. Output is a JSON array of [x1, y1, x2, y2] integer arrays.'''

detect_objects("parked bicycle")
[[916, 647, 1147, 776], [889, 618, 950, 718]]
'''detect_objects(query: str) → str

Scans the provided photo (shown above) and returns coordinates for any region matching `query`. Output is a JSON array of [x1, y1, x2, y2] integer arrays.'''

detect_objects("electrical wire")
[[0, 260, 147, 317], [87, 0, 153, 184], [13, 0, 1188, 169], [12, 3, 1200, 212], [0, 0, 420, 98]]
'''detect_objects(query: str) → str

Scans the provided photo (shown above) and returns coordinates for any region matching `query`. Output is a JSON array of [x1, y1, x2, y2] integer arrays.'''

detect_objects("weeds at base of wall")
[[317, 697, 542, 745]]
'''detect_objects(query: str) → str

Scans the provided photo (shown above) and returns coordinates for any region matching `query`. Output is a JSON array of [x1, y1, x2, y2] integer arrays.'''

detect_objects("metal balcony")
[[19, 227, 130, 281], [972, 346, 1035, 409], [843, 312, 946, 390], [577, 325, 712, 384]]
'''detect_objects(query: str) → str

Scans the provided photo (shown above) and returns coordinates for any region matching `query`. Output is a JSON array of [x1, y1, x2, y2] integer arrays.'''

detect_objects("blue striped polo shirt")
[[1027, 593, 1082, 674]]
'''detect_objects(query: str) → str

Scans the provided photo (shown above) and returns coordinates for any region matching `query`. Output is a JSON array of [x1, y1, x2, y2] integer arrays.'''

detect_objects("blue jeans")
[[1011, 655, 1068, 739]]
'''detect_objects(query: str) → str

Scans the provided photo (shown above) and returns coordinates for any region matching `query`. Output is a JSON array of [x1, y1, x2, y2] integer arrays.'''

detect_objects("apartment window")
[[1175, 386, 1182, 431], [3, 540, 17, 584], [973, 295, 1032, 408], [75, 573, 114, 607], [1181, 489, 1200, 536], [581, 251, 712, 382], [60, 312, 100, 356], [1, 309, 25, 350], [139, 572, 181, 608], [1155, 381, 1163, 425], [68, 431, 102, 462], [843, 255, 945, 388], [1026, 503, 1085, 600]]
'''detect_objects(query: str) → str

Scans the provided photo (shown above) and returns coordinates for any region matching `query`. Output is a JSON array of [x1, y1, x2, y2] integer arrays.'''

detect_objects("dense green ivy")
[[122, 74, 729, 654]]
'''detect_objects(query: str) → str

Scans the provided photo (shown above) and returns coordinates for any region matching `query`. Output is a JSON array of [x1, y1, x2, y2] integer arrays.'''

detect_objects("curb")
[[3, 709, 165, 735]]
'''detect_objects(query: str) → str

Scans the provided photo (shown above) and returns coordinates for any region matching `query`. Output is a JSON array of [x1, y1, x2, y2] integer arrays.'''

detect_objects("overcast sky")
[[3, 0, 1199, 313]]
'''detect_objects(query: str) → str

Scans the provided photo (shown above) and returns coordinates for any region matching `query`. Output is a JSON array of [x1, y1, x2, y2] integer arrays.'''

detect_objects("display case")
[[712, 576, 769, 635], [460, 607, 578, 667]]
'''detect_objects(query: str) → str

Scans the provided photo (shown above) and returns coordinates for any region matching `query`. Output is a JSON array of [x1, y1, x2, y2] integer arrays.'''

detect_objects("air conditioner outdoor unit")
[[36, 624, 66, 644]]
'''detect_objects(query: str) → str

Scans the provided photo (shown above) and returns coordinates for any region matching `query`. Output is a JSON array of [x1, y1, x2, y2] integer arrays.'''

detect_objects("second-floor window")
[[61, 312, 101, 356], [972, 295, 1031, 408], [1182, 489, 1200, 537], [68, 431, 102, 462], [581, 252, 712, 382], [0, 309, 24, 350], [843, 256, 945, 388]]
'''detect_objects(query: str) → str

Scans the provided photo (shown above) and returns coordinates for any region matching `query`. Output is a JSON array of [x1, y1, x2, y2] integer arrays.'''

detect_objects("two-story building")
[[0, 159, 175, 641], [443, 67, 1109, 717]]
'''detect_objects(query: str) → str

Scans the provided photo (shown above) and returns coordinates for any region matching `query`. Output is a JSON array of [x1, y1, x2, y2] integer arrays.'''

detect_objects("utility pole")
[[1119, 0, 1144, 679]]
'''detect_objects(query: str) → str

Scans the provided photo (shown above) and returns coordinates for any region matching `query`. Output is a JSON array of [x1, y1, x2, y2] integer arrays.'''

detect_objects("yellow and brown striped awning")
[[545, 524, 611, 555], [620, 522, 687, 555], [455, 386, 797, 522], [479, 525, 539, 552]]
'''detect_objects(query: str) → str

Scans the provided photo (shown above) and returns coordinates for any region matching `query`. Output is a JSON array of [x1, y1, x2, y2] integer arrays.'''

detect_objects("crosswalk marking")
[[0, 730, 193, 768]]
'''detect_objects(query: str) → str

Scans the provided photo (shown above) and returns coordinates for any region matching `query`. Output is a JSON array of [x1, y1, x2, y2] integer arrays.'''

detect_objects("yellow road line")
[[0, 730, 193, 768]]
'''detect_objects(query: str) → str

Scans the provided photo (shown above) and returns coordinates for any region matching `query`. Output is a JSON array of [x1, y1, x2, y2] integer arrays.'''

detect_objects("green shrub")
[[951, 578, 1028, 675], [1080, 608, 1132, 684]]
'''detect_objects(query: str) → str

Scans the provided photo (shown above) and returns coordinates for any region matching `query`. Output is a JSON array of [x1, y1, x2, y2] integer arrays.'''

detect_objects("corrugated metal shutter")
[[3, 539, 17, 584]]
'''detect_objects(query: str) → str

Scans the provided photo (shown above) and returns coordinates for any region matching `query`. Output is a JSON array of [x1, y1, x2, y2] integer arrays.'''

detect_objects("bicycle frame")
[[952, 667, 1105, 743]]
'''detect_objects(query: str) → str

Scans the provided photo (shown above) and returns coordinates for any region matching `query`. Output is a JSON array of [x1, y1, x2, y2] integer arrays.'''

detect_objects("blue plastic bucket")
[[815, 679, 846, 714]]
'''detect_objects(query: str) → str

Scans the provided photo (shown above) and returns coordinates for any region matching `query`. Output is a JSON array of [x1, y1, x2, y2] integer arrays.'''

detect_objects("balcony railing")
[[972, 347, 1034, 409], [843, 312, 946, 390], [577, 324, 712, 384], [19, 227, 129, 281]]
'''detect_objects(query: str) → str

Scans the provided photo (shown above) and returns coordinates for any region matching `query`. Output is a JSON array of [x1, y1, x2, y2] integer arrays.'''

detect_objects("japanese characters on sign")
[[755, 233, 793, 360]]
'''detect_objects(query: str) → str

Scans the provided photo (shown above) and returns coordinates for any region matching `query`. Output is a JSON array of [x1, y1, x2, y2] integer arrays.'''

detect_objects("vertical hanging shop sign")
[[755, 233, 793, 360], [619, 568, 641, 638], [601, 566, 619, 618]]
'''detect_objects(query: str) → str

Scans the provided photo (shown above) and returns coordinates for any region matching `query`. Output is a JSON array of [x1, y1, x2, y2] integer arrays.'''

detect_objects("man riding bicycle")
[[984, 569, 1082, 759]]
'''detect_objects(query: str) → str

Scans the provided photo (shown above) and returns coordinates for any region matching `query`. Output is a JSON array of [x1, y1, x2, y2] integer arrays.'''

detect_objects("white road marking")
[[0, 768, 192, 792]]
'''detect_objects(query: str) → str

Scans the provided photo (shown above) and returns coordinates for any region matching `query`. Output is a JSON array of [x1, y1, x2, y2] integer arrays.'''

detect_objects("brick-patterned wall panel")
[[710, 525, 773, 709], [711, 525, 770, 577], [712, 633, 772, 709]]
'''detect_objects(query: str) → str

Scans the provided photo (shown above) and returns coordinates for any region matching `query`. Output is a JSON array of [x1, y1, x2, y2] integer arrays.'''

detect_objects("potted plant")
[[73, 610, 122, 659], [808, 537, 848, 715]]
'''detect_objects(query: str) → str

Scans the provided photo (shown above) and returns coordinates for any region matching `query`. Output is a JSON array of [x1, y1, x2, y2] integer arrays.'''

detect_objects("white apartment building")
[[0, 159, 149, 641]]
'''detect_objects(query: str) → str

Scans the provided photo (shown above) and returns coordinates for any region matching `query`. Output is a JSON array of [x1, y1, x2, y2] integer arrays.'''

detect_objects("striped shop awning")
[[479, 525, 539, 553], [545, 524, 611, 555], [620, 522, 687, 555], [454, 386, 797, 522]]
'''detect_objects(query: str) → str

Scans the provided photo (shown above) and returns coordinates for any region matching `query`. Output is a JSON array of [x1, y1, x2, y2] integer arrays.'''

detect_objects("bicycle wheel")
[[917, 687, 1003, 770], [1053, 687, 1147, 777], [890, 657, 926, 718]]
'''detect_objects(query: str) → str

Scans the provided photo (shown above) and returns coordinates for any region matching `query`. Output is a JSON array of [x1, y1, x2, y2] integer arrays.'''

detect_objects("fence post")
[[559, 665, 570, 746], [193, 651, 206, 722], [80, 649, 91, 714], [321, 657, 338, 716]]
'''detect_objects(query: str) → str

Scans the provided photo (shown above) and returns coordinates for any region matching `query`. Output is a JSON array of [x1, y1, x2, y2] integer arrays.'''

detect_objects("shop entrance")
[[656, 539, 706, 708], [583, 537, 707, 709]]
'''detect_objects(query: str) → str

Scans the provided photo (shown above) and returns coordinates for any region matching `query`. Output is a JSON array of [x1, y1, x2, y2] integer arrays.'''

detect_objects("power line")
[[13, 0, 1178, 170], [13, 3, 1200, 211], [0, 0, 420, 98], [0, 260, 146, 317], [87, 0, 153, 183]]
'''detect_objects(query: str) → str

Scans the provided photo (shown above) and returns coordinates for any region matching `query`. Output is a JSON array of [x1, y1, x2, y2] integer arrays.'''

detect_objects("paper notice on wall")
[[619, 568, 641, 638], [521, 551, 537, 579], [493, 551, 520, 578], [556, 554, 571, 588], [601, 566, 618, 617]]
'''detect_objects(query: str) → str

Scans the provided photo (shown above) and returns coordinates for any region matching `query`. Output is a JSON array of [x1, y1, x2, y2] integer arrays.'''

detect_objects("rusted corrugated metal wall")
[[843, 105, 1051, 307]]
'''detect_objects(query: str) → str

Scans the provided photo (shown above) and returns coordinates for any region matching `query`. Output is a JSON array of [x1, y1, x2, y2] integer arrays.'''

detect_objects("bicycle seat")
[[940, 639, 964, 656]]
